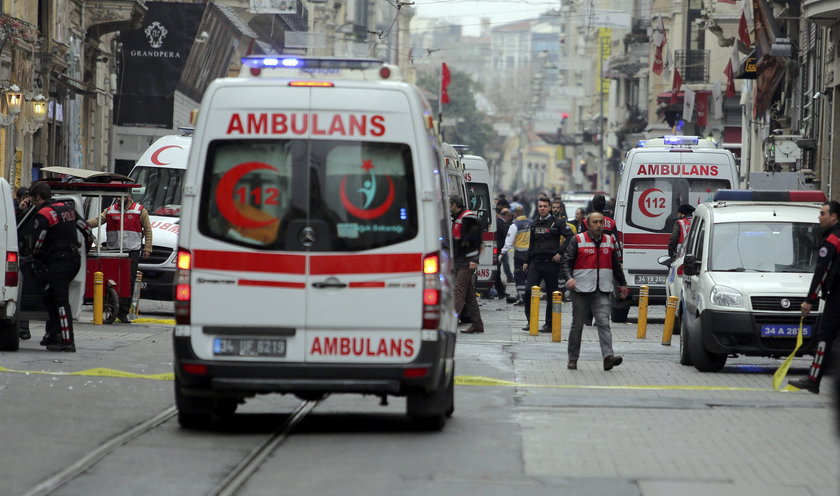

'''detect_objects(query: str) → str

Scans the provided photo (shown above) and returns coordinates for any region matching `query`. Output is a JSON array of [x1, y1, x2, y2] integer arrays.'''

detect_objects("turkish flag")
[[724, 59, 736, 98], [695, 91, 709, 126], [441, 63, 451, 104], [738, 10, 751, 47], [670, 68, 683, 104]]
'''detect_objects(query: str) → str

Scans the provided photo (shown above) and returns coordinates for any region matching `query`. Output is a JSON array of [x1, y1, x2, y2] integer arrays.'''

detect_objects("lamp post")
[[4, 85, 22, 185]]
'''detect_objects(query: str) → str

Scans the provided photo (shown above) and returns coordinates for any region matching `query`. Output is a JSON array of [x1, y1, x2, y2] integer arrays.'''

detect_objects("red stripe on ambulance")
[[309, 336, 415, 357], [226, 113, 385, 137], [193, 250, 305, 274], [622, 233, 671, 246], [238, 279, 305, 288], [310, 253, 422, 275]]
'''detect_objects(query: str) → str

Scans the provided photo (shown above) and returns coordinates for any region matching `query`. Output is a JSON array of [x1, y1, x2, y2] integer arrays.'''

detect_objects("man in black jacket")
[[789, 200, 840, 393], [493, 208, 515, 301], [450, 196, 484, 334], [522, 197, 573, 332]]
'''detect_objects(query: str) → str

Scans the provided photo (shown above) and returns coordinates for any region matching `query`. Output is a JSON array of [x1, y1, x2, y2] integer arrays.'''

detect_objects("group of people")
[[452, 191, 629, 371], [13, 183, 152, 352]]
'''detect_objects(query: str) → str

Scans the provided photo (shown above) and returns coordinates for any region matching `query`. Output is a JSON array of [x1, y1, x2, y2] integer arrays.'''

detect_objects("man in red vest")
[[88, 193, 152, 323], [450, 196, 484, 334], [668, 203, 694, 259], [562, 212, 629, 371]]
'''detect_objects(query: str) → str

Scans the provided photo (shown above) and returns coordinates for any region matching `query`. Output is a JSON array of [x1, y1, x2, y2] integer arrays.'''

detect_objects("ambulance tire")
[[679, 314, 693, 366], [103, 287, 118, 325], [445, 366, 455, 418], [175, 379, 213, 430], [407, 376, 449, 431], [0, 317, 18, 351], [688, 322, 727, 372]]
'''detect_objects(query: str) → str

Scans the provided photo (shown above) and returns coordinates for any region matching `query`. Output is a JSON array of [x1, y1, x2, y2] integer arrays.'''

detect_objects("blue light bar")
[[636, 140, 646, 147], [663, 135, 699, 145], [262, 57, 280, 66], [280, 57, 300, 67], [714, 190, 828, 202]]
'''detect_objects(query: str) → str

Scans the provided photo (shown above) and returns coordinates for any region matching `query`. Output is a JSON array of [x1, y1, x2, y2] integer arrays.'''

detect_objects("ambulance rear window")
[[466, 182, 491, 231], [626, 178, 730, 234]]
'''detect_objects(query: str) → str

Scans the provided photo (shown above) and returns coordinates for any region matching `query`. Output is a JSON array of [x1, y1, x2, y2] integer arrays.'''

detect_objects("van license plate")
[[760, 325, 812, 338], [634, 274, 666, 285], [213, 338, 286, 357]]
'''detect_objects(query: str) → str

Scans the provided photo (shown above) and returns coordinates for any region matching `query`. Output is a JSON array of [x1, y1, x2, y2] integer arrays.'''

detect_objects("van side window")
[[684, 217, 701, 256], [694, 220, 706, 266], [626, 178, 729, 234]]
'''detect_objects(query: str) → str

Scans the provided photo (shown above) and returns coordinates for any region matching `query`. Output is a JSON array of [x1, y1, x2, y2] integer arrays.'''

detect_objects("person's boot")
[[789, 376, 820, 393], [40, 333, 59, 347], [46, 340, 76, 352], [789, 340, 826, 394], [19, 328, 30, 340], [603, 355, 623, 371]]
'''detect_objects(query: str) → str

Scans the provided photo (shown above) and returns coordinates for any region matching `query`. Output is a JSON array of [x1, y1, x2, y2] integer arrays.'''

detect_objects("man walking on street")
[[494, 208, 516, 302], [28, 183, 92, 352], [450, 196, 484, 335], [789, 201, 840, 393], [562, 212, 629, 370], [500, 204, 532, 305], [88, 193, 152, 323], [522, 196, 571, 332]]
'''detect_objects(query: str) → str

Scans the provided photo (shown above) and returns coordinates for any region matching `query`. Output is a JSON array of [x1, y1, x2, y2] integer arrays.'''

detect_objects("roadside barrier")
[[551, 291, 562, 342], [662, 295, 679, 345], [636, 285, 649, 338], [529, 285, 540, 336], [93, 271, 104, 325]]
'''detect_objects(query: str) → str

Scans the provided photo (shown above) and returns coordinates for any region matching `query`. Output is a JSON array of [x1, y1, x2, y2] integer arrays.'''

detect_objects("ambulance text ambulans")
[[612, 136, 739, 322], [173, 56, 456, 430], [127, 133, 191, 300]]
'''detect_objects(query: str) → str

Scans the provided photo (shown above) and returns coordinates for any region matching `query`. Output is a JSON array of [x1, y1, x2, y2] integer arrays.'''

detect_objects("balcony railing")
[[675, 49, 709, 84]]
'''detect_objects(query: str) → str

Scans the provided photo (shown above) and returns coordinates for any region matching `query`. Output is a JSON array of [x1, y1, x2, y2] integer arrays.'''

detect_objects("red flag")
[[441, 63, 451, 104], [670, 68, 683, 104], [724, 60, 736, 98], [695, 91, 709, 126], [738, 9, 751, 47]]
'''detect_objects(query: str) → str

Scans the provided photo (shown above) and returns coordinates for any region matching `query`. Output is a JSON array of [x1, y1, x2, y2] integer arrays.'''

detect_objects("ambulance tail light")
[[422, 252, 442, 330], [175, 249, 192, 325], [5, 251, 17, 287]]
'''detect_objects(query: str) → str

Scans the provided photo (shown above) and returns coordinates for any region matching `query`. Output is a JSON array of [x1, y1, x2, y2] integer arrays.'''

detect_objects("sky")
[[410, 0, 563, 36]]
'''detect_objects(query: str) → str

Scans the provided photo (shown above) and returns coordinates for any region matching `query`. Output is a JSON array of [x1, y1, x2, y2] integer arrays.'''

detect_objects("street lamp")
[[31, 94, 47, 122], [5, 85, 22, 115]]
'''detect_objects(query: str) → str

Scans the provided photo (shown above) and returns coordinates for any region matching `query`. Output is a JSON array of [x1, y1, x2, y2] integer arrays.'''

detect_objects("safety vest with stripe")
[[105, 202, 144, 251], [512, 216, 531, 252], [676, 216, 693, 253], [572, 232, 617, 293]]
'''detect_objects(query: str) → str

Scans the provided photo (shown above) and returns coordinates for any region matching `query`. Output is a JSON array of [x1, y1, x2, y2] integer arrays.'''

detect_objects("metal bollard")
[[93, 271, 104, 325], [637, 285, 649, 339], [551, 291, 562, 342], [529, 285, 541, 336], [128, 271, 143, 321], [662, 295, 679, 345]]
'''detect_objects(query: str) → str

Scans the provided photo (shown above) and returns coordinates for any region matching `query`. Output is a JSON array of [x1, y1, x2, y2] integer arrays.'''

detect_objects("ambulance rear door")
[[301, 85, 425, 364]]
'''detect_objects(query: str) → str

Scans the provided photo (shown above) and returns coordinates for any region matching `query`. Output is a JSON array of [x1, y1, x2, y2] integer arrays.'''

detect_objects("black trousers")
[[808, 291, 840, 383], [493, 261, 507, 297], [120, 250, 141, 316], [44, 253, 81, 343], [524, 259, 559, 327]]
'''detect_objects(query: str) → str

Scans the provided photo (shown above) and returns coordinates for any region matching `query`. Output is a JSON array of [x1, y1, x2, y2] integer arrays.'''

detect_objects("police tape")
[[772, 316, 805, 392], [455, 374, 768, 391], [0, 365, 174, 381], [130, 318, 176, 325]]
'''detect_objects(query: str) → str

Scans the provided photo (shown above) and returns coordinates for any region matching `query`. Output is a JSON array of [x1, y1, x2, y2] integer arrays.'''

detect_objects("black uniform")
[[791, 223, 840, 391], [31, 200, 91, 352], [493, 215, 511, 298], [524, 214, 571, 330]]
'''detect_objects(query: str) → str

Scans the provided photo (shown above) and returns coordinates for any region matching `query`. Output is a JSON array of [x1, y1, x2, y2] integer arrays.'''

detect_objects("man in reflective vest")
[[668, 203, 695, 259], [450, 195, 484, 334], [499, 204, 532, 305], [562, 212, 629, 371], [88, 193, 152, 323]]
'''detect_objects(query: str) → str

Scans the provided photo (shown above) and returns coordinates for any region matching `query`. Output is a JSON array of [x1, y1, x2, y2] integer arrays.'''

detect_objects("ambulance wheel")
[[103, 287, 118, 325], [175, 379, 213, 429], [0, 318, 19, 351], [679, 315, 693, 366], [407, 381, 449, 430], [688, 322, 726, 372], [445, 366, 455, 418]]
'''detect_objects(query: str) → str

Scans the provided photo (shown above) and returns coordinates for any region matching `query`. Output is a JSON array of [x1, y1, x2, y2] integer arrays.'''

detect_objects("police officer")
[[668, 203, 695, 259], [562, 212, 629, 370], [522, 196, 573, 332], [500, 204, 532, 305], [28, 182, 91, 352], [450, 196, 484, 334], [88, 193, 152, 323], [789, 200, 840, 393]]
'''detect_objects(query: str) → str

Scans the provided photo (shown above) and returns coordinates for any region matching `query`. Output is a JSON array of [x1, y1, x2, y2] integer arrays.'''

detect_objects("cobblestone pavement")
[[459, 288, 839, 496]]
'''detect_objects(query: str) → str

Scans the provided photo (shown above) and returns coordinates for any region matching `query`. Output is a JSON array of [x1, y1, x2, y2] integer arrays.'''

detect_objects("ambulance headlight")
[[710, 285, 743, 308]]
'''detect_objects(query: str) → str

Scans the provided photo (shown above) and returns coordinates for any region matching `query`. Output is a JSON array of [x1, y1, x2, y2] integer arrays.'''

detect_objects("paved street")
[[0, 293, 836, 496]]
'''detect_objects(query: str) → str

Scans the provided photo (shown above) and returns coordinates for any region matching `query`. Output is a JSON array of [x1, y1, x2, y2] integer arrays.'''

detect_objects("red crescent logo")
[[215, 162, 280, 229], [339, 176, 395, 220], [638, 188, 664, 218], [150, 145, 182, 166]]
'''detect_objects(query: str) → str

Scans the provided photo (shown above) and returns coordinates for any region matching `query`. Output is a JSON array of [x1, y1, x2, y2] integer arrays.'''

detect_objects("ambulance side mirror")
[[657, 255, 671, 267], [683, 255, 699, 276]]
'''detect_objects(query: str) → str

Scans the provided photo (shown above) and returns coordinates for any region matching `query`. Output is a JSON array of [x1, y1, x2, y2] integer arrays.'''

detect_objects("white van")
[[0, 178, 19, 350], [674, 190, 825, 371], [461, 154, 497, 292], [612, 136, 739, 321], [173, 56, 456, 430], [127, 133, 191, 300]]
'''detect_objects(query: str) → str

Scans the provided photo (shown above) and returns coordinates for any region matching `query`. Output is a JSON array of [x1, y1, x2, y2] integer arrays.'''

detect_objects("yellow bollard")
[[529, 285, 540, 336], [93, 271, 104, 325], [662, 295, 679, 345], [551, 291, 562, 342], [637, 285, 649, 339]]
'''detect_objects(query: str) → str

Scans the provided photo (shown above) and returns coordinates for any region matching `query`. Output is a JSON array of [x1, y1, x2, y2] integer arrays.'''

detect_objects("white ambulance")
[[612, 136, 739, 321], [173, 56, 457, 430], [461, 154, 497, 293], [0, 178, 20, 350], [127, 133, 191, 300]]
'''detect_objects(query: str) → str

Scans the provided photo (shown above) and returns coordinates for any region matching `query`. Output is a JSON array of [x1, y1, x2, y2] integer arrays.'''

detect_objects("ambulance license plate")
[[760, 325, 811, 338], [213, 337, 286, 357], [634, 274, 666, 285]]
